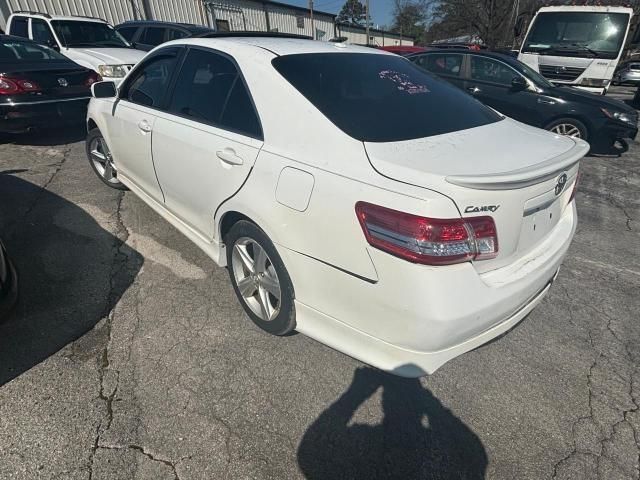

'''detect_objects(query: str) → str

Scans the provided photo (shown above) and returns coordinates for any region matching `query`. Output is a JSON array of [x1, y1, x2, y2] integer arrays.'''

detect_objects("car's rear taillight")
[[355, 202, 498, 266], [85, 71, 102, 86], [0, 78, 19, 95], [0, 77, 41, 95]]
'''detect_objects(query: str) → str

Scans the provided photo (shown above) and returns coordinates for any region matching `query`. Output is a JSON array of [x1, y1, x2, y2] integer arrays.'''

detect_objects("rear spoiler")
[[445, 138, 589, 190]]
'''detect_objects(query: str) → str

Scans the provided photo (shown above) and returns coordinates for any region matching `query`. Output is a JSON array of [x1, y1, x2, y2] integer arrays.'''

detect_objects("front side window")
[[414, 53, 463, 77], [31, 19, 56, 46], [470, 57, 519, 86], [117, 26, 138, 42], [273, 53, 501, 143], [51, 20, 129, 48], [141, 27, 165, 46], [169, 49, 261, 138], [522, 12, 630, 59], [9, 17, 28, 38], [124, 55, 177, 108]]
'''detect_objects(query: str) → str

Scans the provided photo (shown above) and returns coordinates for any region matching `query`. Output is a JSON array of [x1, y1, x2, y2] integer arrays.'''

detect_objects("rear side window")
[[273, 53, 501, 143], [9, 17, 29, 38], [117, 26, 138, 42], [141, 27, 165, 46], [124, 55, 177, 108], [167, 28, 188, 41], [414, 53, 463, 77], [169, 49, 262, 138]]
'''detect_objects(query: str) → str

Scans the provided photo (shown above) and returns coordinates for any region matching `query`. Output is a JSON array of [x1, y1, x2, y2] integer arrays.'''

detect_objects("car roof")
[[116, 20, 213, 32], [169, 36, 389, 56], [10, 12, 107, 23]]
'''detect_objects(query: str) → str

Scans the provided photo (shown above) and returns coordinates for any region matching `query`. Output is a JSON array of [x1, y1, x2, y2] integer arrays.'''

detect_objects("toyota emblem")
[[57, 78, 68, 87], [555, 173, 568, 196]]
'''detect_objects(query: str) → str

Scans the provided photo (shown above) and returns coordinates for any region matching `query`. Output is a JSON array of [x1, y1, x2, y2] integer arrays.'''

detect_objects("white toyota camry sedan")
[[86, 34, 588, 377]]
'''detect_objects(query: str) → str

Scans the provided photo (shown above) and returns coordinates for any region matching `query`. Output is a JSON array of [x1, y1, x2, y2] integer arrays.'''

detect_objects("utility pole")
[[365, 0, 370, 46], [309, 0, 314, 39]]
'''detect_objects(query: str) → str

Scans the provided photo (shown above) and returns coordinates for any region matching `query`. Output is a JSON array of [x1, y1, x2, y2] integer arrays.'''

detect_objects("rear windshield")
[[0, 39, 68, 61], [272, 53, 502, 142]]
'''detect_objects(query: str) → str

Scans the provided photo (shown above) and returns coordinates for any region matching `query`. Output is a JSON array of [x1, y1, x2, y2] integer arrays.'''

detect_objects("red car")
[[377, 45, 429, 56]]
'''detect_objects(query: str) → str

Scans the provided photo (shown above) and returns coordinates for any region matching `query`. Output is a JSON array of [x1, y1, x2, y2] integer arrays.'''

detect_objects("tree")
[[336, 0, 367, 26], [390, 0, 432, 44]]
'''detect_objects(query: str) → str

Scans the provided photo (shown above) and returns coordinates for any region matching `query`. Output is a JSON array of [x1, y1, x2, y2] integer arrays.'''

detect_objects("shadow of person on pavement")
[[298, 366, 487, 480], [0, 172, 142, 386]]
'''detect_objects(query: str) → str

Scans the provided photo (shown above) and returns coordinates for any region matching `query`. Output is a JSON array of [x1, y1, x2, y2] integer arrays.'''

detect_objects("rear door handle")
[[216, 148, 244, 166], [467, 86, 481, 94], [137, 120, 152, 133]]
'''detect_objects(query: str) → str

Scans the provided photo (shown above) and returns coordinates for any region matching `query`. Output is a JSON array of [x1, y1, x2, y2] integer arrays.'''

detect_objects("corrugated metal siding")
[[266, 4, 333, 40], [337, 24, 414, 46], [148, 0, 203, 24], [207, 1, 268, 31], [4, 0, 146, 25]]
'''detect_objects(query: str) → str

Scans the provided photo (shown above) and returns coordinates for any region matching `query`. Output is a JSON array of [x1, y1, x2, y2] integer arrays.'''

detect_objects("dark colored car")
[[0, 238, 17, 321], [0, 35, 100, 133], [115, 21, 215, 51], [409, 49, 638, 150]]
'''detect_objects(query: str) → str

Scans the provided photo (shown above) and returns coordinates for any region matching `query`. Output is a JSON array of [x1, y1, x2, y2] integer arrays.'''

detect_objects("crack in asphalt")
[[94, 444, 188, 480]]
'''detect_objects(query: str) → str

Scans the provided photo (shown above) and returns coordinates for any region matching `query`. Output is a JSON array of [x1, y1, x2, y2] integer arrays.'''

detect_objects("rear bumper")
[[280, 202, 577, 376], [0, 97, 89, 133]]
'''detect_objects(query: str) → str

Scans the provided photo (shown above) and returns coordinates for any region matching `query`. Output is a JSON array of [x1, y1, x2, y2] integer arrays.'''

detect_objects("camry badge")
[[555, 173, 568, 196], [57, 78, 68, 87]]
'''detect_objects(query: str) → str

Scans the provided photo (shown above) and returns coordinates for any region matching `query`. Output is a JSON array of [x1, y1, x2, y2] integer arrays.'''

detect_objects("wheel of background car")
[[225, 220, 296, 336], [86, 128, 128, 190], [545, 118, 588, 140]]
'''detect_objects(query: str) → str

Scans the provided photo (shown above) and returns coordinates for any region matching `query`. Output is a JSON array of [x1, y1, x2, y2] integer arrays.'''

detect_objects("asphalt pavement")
[[0, 92, 638, 479]]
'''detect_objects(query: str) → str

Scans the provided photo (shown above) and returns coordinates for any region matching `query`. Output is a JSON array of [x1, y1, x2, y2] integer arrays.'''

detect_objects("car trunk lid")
[[364, 118, 588, 272], [3, 63, 93, 100]]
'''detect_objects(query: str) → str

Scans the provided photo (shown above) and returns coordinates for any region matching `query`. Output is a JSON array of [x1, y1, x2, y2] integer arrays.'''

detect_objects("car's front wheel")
[[225, 220, 296, 336], [86, 128, 127, 190], [545, 118, 588, 140]]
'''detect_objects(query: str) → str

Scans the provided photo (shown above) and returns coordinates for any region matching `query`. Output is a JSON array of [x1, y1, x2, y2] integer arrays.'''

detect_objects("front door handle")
[[137, 120, 152, 133], [467, 86, 481, 94], [216, 148, 244, 166]]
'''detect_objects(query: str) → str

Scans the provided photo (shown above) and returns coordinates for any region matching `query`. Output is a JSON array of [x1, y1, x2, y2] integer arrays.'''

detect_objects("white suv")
[[6, 12, 145, 84]]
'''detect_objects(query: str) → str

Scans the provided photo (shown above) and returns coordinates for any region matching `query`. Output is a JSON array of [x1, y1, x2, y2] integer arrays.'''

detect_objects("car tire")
[[86, 128, 127, 190], [545, 118, 589, 141], [225, 220, 296, 336]]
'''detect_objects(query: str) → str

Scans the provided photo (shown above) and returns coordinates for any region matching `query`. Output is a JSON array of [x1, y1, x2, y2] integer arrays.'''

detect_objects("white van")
[[6, 12, 145, 84]]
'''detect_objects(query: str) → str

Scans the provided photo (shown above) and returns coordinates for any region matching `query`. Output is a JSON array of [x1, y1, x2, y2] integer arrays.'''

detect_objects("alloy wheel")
[[231, 237, 282, 321], [550, 123, 582, 138], [89, 136, 119, 184]]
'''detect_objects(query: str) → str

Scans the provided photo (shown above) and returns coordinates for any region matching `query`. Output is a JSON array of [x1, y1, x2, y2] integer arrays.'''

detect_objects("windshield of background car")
[[0, 38, 68, 61], [522, 12, 629, 59], [272, 53, 502, 142], [52, 21, 130, 48]]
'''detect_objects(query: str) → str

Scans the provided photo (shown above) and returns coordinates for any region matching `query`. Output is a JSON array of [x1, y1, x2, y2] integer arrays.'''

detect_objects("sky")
[[279, 0, 394, 29]]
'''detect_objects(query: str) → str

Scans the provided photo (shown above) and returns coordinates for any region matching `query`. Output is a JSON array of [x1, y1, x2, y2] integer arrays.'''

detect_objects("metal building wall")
[[265, 3, 333, 40], [337, 24, 414, 47], [147, 0, 204, 24], [2, 0, 147, 26], [206, 1, 268, 31]]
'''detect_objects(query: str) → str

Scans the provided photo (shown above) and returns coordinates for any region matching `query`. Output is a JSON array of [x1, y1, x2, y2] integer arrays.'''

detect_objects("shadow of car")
[[0, 171, 142, 386]]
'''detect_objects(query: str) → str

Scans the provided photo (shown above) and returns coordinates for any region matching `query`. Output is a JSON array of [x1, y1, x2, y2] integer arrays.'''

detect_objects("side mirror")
[[46, 40, 60, 51], [91, 81, 117, 98], [511, 76, 528, 91]]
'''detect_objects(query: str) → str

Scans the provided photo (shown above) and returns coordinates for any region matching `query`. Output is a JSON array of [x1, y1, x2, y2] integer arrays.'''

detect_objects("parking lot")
[[0, 84, 638, 480]]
